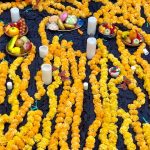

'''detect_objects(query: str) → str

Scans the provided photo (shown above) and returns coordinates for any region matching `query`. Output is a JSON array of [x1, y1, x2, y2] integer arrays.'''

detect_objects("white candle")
[[7, 82, 13, 90], [10, 7, 20, 23], [86, 37, 97, 59], [143, 48, 149, 55], [87, 16, 97, 36], [39, 45, 48, 58], [41, 64, 52, 85], [83, 82, 88, 90]]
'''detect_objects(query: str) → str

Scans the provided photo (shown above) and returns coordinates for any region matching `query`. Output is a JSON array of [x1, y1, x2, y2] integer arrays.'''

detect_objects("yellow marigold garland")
[[0, 60, 8, 104]]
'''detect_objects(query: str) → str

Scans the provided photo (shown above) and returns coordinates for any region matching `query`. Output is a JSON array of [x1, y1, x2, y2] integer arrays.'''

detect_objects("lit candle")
[[86, 37, 97, 59], [7, 81, 13, 90], [87, 16, 97, 36], [10, 7, 20, 23], [39, 45, 48, 58], [41, 64, 52, 85]]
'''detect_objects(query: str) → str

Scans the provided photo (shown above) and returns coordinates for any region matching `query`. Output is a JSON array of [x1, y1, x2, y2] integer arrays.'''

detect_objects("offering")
[[6, 35, 32, 56], [4, 18, 28, 37], [47, 12, 84, 31], [122, 30, 144, 46], [99, 23, 117, 38], [109, 66, 120, 78]]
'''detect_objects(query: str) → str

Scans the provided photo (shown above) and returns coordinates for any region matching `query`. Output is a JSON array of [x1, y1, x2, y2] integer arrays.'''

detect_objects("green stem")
[[143, 117, 148, 123]]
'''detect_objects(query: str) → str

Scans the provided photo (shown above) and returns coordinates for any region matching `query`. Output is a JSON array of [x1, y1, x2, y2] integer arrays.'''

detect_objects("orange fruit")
[[7, 27, 19, 37]]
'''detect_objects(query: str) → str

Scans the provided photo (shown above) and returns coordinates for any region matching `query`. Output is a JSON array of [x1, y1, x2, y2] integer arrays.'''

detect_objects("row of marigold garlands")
[[0, 0, 150, 150]]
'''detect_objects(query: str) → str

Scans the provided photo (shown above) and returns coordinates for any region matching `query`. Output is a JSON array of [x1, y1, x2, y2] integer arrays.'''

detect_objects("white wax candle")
[[87, 16, 97, 36], [41, 64, 52, 85], [86, 37, 97, 59], [7, 82, 13, 90], [83, 82, 88, 90], [143, 48, 149, 55], [39, 45, 48, 58], [10, 7, 20, 23]]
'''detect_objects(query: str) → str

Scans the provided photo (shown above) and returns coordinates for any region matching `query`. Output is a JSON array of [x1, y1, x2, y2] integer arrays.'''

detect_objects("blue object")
[[76, 19, 84, 28]]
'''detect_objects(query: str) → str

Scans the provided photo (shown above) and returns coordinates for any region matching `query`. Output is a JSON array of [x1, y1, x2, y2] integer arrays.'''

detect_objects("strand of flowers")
[[48, 40, 71, 150], [33, 36, 50, 100], [0, 48, 8, 147], [70, 79, 84, 150], [42, 0, 91, 18], [34, 34, 61, 101], [6, 110, 43, 150], [56, 44, 80, 149], [0, 1, 28, 14], [5, 44, 36, 142], [0, 114, 9, 147], [2, 57, 24, 144], [0, 22, 4, 36], [141, 0, 150, 23], [94, 0, 145, 27], [38, 16, 49, 46], [49, 41, 81, 149], [143, 123, 150, 148], [20, 42, 36, 94], [34, 70, 46, 100], [132, 44, 150, 98], [94, 36, 147, 150], [71, 51, 87, 150], [8, 57, 24, 120], [118, 109, 137, 150], [97, 39, 118, 150], [20, 110, 43, 150], [109, 50, 150, 149], [128, 44, 150, 148], [108, 53, 137, 149], [108, 53, 138, 149], [37, 36, 62, 150], [117, 30, 148, 149], [37, 0, 64, 14], [35, 17, 55, 101], [107, 78, 120, 149], [84, 42, 103, 149], [30, 32, 50, 148], [37, 56, 62, 150], [9, 0, 89, 18], [0, 60, 8, 104], [25, 0, 91, 17]]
